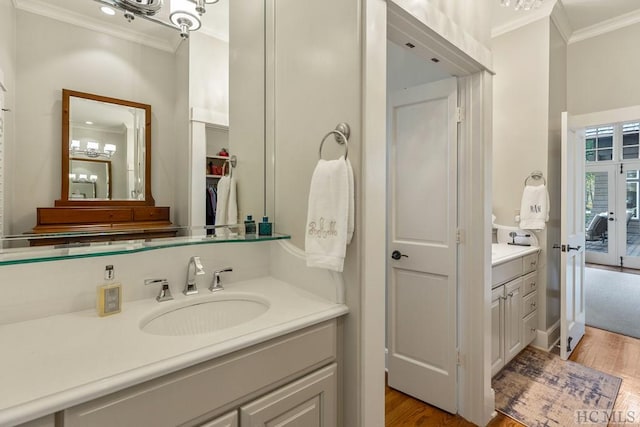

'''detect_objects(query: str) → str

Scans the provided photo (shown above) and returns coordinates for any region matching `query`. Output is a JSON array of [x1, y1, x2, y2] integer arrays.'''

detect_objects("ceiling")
[[492, 0, 640, 33]]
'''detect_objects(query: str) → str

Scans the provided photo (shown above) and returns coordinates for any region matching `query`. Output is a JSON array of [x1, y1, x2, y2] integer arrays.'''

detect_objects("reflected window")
[[627, 170, 639, 219]]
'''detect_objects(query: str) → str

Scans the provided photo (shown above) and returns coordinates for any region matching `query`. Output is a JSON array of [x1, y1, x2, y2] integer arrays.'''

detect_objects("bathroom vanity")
[[0, 252, 348, 427], [491, 243, 540, 376]]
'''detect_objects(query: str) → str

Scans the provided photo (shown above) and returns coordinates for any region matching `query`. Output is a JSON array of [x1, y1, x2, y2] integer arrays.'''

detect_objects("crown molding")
[[14, 0, 176, 53], [550, 0, 572, 43], [491, 0, 557, 39], [569, 8, 640, 44]]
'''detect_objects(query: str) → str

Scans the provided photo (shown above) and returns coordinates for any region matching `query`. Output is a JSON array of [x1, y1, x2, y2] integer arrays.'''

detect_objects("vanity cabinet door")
[[505, 278, 524, 363], [200, 411, 238, 427], [491, 286, 505, 377], [240, 363, 337, 427]]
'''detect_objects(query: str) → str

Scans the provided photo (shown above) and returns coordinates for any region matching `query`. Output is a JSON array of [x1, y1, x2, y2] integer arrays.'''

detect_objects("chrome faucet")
[[209, 267, 233, 292], [145, 278, 173, 302], [184, 256, 205, 295]]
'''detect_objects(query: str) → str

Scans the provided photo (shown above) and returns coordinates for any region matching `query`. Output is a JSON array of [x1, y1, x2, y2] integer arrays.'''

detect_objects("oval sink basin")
[[141, 296, 269, 336]]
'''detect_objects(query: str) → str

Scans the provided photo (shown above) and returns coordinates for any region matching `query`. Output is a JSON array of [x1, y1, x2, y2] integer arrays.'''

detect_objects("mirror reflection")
[[0, 0, 270, 255], [68, 95, 146, 201], [69, 159, 111, 199]]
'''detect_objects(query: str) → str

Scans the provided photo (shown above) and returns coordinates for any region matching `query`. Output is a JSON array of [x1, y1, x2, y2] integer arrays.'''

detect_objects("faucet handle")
[[209, 267, 233, 292], [145, 278, 173, 302]]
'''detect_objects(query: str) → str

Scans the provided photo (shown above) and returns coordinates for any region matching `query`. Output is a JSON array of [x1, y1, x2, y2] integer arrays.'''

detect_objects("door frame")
[[362, 1, 494, 426]]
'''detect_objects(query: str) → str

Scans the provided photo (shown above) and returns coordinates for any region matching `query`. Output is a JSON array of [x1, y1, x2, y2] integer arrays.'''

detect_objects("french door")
[[585, 161, 640, 268]]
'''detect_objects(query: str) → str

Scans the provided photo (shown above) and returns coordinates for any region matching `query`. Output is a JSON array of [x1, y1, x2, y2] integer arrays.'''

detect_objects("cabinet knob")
[[507, 292, 514, 298], [531, 302, 536, 308]]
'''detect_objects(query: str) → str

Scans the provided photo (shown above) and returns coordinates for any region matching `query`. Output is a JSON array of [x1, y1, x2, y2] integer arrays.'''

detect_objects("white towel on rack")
[[228, 176, 238, 226], [519, 184, 549, 230], [214, 176, 238, 236], [346, 158, 354, 244], [305, 156, 353, 272], [215, 176, 230, 236]]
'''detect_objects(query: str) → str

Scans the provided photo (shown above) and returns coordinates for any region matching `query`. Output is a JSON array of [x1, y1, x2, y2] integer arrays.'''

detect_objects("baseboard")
[[532, 320, 561, 351]]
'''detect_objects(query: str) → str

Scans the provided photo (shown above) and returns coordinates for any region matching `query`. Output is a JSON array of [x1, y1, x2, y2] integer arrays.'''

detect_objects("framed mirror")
[[58, 89, 154, 206]]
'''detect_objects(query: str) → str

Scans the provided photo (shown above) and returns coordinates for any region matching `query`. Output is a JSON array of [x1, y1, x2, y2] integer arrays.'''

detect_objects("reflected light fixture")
[[100, 6, 116, 16], [69, 139, 117, 159], [89, 175, 99, 182], [500, 0, 543, 11], [190, 0, 220, 16], [170, 0, 201, 39]]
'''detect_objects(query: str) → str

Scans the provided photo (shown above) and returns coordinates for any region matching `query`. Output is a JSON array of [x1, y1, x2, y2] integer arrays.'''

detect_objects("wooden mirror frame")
[[57, 89, 154, 207]]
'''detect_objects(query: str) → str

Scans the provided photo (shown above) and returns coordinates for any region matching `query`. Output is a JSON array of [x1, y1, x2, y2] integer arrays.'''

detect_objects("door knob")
[[391, 250, 408, 260], [568, 245, 582, 251], [608, 217, 614, 221]]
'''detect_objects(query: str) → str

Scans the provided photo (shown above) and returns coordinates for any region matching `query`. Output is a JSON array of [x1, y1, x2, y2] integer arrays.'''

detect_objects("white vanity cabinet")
[[60, 321, 338, 427], [491, 250, 539, 377]]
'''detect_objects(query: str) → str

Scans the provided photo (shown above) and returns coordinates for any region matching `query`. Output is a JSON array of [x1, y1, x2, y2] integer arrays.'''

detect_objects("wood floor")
[[385, 327, 640, 426]]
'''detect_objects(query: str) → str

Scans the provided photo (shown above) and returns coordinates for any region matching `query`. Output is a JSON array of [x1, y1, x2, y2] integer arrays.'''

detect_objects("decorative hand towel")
[[215, 176, 230, 236], [346, 158, 354, 244], [519, 184, 549, 230], [228, 176, 238, 226], [306, 157, 350, 272]]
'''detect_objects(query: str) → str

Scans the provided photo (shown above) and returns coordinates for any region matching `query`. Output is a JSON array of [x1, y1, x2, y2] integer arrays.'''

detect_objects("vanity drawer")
[[133, 207, 170, 221], [523, 253, 538, 275], [522, 272, 537, 296], [492, 258, 523, 288], [523, 311, 537, 346], [522, 290, 537, 317], [37, 207, 133, 224]]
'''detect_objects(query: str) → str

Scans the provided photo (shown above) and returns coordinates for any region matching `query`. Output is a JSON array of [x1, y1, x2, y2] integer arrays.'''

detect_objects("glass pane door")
[[622, 163, 640, 268], [585, 166, 616, 265]]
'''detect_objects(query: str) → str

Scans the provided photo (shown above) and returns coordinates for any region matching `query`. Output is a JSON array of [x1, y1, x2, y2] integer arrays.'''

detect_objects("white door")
[[619, 161, 640, 269], [561, 112, 586, 360], [387, 77, 458, 413]]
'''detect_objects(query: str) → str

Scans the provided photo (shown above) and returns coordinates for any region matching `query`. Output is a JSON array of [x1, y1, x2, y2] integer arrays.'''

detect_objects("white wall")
[[189, 33, 229, 118], [429, 0, 492, 47], [0, 0, 16, 236], [568, 22, 640, 116], [493, 19, 550, 228], [493, 18, 558, 340], [12, 11, 179, 235]]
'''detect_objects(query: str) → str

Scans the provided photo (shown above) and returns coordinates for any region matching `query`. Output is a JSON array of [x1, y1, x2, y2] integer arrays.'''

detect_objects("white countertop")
[[492, 243, 540, 266], [0, 278, 348, 426]]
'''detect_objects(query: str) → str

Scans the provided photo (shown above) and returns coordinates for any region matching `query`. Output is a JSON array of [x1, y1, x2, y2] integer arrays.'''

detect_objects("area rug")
[[585, 267, 640, 339], [493, 347, 621, 427]]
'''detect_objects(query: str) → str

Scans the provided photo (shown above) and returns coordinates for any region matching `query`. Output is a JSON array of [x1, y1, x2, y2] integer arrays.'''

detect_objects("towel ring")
[[524, 170, 546, 186], [319, 123, 350, 160]]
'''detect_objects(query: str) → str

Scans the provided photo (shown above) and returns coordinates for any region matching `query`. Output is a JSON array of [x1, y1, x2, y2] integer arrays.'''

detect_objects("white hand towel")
[[228, 176, 238, 226], [215, 176, 230, 236], [519, 184, 549, 230], [306, 157, 350, 272], [346, 158, 354, 244]]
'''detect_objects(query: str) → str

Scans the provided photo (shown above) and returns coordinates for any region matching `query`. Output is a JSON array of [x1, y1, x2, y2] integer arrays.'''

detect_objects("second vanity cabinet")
[[60, 321, 338, 427], [491, 251, 538, 376]]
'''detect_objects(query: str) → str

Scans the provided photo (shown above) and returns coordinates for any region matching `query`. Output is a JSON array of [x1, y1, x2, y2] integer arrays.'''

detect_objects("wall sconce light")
[[69, 140, 117, 159], [190, 0, 219, 15], [170, 0, 201, 39]]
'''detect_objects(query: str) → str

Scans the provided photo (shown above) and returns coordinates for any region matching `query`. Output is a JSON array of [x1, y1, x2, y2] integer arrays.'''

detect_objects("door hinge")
[[456, 107, 464, 123], [456, 350, 464, 367], [456, 228, 464, 244], [621, 163, 624, 174]]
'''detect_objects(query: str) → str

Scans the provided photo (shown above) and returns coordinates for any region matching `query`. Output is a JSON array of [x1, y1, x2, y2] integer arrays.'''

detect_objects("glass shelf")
[[0, 227, 290, 266]]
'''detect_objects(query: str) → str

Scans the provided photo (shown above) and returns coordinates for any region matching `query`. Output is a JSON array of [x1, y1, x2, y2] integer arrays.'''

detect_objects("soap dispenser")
[[244, 215, 256, 235], [259, 216, 272, 236], [97, 265, 122, 317]]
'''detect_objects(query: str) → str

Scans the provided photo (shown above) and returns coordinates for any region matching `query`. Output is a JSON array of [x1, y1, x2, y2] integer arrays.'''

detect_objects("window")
[[585, 126, 614, 162], [622, 122, 640, 160]]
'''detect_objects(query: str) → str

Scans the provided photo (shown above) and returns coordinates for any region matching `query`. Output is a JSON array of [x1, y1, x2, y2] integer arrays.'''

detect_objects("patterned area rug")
[[493, 347, 622, 427]]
